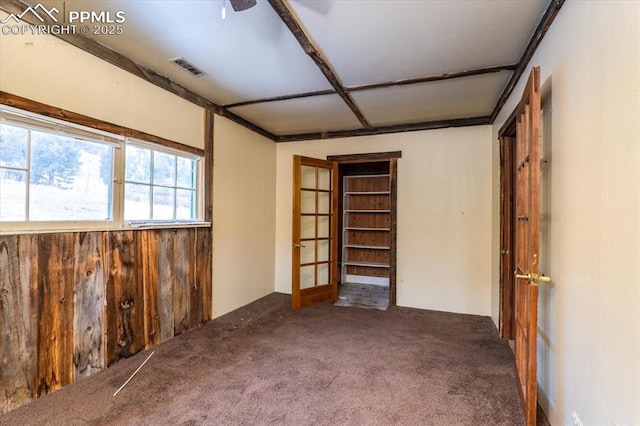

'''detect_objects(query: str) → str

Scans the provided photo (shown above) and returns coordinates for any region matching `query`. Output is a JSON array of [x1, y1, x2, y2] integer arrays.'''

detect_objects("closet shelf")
[[344, 209, 390, 213], [344, 227, 390, 231], [342, 261, 390, 268], [344, 244, 390, 250], [344, 191, 390, 195]]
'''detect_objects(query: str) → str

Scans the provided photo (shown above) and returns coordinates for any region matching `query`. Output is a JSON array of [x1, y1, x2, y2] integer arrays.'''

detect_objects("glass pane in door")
[[301, 166, 316, 188], [317, 263, 329, 286], [301, 190, 316, 214], [301, 216, 316, 239], [317, 239, 330, 262], [317, 167, 330, 190], [300, 265, 315, 289]]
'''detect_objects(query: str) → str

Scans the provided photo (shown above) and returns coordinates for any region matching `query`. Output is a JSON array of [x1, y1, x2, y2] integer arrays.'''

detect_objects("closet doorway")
[[327, 152, 400, 310]]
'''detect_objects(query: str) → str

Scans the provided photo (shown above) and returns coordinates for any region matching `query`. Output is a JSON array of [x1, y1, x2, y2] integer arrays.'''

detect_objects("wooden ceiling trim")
[[327, 151, 402, 162], [346, 65, 517, 92], [267, 0, 371, 129], [224, 89, 336, 108], [0, 0, 277, 141], [225, 65, 516, 108], [216, 109, 278, 140], [275, 116, 491, 142], [489, 0, 565, 123]]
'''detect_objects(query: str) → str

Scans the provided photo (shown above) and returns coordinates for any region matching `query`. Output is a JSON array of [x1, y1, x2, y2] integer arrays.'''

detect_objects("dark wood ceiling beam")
[[0, 0, 277, 141], [267, 0, 371, 129], [216, 108, 277, 139], [226, 65, 517, 109], [489, 0, 565, 123], [346, 64, 517, 92], [224, 89, 336, 108], [275, 116, 491, 142]]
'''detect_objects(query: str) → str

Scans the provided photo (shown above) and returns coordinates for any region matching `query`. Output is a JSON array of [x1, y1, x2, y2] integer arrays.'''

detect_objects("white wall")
[[491, 2, 640, 424], [212, 115, 276, 317], [276, 126, 493, 316], [0, 13, 203, 149]]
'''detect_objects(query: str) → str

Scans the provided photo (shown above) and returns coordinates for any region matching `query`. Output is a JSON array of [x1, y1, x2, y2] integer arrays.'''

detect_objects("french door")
[[291, 156, 339, 309], [512, 66, 548, 426]]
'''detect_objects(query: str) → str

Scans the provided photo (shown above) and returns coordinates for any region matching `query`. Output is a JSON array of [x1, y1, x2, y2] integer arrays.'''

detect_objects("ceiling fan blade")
[[230, 0, 257, 12]]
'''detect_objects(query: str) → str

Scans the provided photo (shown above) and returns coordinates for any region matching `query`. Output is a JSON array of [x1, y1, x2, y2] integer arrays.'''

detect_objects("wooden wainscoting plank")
[[156, 230, 175, 342], [0, 236, 36, 413], [104, 232, 118, 367], [119, 231, 145, 359], [173, 230, 190, 336], [138, 231, 160, 348], [105, 231, 143, 365], [198, 228, 213, 323], [72, 232, 105, 381], [188, 229, 203, 329], [35, 233, 75, 396]]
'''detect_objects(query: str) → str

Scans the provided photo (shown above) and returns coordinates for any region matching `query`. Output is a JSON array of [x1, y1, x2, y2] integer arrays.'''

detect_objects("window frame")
[[0, 105, 207, 234], [123, 138, 204, 225]]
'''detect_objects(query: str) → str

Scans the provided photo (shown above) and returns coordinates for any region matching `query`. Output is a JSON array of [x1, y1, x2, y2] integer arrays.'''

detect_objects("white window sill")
[[0, 221, 211, 236], [127, 221, 211, 229]]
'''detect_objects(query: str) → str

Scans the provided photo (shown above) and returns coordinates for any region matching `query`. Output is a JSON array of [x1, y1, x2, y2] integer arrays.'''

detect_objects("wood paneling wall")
[[0, 227, 212, 414]]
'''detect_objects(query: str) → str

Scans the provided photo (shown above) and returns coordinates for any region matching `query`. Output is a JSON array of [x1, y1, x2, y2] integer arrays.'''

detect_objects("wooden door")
[[292, 156, 339, 309], [513, 66, 543, 426]]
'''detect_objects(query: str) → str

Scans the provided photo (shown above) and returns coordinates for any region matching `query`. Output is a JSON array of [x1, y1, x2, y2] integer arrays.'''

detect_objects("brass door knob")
[[515, 272, 552, 284]]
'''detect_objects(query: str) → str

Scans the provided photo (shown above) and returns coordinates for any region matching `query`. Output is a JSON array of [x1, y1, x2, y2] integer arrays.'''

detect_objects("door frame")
[[326, 151, 401, 306], [499, 117, 517, 339]]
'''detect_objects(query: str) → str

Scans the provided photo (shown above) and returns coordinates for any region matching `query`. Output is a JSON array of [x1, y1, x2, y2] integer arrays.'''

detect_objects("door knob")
[[515, 272, 552, 285], [292, 243, 306, 248]]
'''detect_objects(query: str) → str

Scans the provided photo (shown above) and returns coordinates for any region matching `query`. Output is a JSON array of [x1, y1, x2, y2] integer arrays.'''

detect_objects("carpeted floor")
[[1, 293, 529, 425]]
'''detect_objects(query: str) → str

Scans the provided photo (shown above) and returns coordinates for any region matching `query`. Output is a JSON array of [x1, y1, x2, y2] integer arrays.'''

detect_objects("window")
[[124, 144, 198, 221], [0, 106, 204, 231]]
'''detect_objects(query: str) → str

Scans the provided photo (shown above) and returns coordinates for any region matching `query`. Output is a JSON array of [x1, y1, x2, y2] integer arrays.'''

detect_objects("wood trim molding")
[[490, 0, 565, 123], [224, 90, 336, 108], [388, 158, 398, 306], [0, 91, 205, 157], [224, 64, 516, 109], [346, 65, 517, 92], [204, 110, 215, 223], [498, 107, 518, 138], [327, 151, 402, 163], [216, 108, 277, 140], [276, 116, 491, 142], [267, 0, 371, 129]]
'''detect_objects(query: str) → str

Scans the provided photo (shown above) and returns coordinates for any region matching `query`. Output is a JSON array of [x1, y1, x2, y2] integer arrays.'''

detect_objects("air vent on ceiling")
[[170, 57, 205, 77]]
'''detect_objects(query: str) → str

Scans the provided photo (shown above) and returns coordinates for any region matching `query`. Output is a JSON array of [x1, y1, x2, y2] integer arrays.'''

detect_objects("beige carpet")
[[1, 293, 529, 425]]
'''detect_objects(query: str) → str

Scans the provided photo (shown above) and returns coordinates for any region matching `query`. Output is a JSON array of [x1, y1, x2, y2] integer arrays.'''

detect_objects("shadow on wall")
[[537, 75, 559, 419]]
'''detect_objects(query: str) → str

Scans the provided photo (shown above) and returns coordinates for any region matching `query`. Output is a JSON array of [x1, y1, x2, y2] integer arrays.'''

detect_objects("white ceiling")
[[21, 0, 550, 138], [351, 71, 513, 126], [286, 0, 547, 86], [229, 94, 363, 135]]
